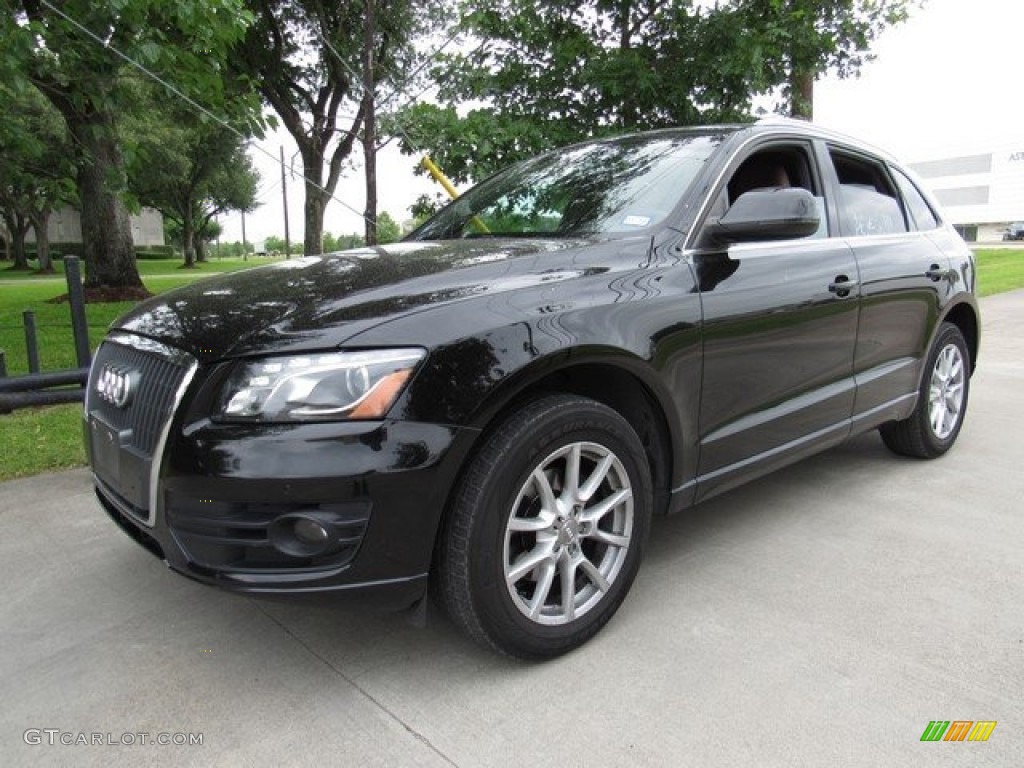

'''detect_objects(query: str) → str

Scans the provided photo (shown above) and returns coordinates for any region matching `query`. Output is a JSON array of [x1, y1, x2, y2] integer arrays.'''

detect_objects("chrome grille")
[[86, 333, 198, 526], [87, 339, 191, 456]]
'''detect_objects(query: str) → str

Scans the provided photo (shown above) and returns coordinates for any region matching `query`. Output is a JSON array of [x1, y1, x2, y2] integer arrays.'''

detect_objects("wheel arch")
[[940, 297, 979, 375], [440, 351, 683, 538], [499, 360, 676, 517]]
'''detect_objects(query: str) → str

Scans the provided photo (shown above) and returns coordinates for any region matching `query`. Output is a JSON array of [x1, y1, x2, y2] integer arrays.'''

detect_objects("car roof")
[[566, 116, 900, 166]]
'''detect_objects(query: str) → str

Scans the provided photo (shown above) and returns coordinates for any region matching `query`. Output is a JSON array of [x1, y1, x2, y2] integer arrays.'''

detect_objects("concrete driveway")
[[2, 291, 1023, 767]]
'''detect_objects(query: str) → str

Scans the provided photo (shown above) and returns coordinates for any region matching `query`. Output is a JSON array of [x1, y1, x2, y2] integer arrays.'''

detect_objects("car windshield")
[[408, 132, 725, 240]]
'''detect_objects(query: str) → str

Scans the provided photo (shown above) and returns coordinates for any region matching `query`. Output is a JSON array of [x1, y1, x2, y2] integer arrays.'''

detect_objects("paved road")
[[2, 291, 1023, 767]]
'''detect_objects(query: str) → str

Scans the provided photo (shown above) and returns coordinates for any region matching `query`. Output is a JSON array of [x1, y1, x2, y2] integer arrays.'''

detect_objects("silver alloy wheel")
[[928, 342, 966, 440], [502, 441, 634, 626]]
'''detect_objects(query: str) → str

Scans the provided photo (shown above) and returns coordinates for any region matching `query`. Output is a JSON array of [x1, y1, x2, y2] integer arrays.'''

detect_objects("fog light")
[[294, 518, 329, 546], [268, 511, 340, 558]]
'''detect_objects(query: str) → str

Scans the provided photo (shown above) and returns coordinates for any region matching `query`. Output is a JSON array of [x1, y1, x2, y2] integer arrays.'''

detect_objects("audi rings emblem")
[[96, 364, 138, 409]]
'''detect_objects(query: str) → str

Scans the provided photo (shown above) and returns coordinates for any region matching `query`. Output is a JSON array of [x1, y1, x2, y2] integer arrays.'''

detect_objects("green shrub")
[[136, 245, 178, 260], [25, 242, 80, 261]]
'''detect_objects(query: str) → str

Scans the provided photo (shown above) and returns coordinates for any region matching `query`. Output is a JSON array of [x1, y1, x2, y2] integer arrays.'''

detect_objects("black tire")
[[434, 394, 653, 659], [880, 322, 970, 459]]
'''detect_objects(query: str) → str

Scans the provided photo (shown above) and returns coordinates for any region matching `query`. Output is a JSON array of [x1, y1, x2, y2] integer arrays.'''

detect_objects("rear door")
[[821, 146, 954, 426]]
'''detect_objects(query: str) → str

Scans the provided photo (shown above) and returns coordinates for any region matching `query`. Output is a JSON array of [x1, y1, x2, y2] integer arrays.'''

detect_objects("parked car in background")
[[85, 118, 979, 659], [1003, 222, 1024, 240]]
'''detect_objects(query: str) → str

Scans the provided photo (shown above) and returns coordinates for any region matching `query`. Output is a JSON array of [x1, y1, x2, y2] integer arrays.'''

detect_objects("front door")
[[691, 141, 860, 500]]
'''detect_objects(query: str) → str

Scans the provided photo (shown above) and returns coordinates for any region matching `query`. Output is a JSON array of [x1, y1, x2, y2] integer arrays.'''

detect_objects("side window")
[[829, 149, 908, 237], [720, 145, 828, 239], [891, 167, 939, 231], [727, 147, 813, 202]]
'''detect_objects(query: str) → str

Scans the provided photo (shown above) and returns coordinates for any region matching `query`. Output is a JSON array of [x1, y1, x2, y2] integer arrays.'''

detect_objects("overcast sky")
[[814, 0, 1021, 159], [219, 0, 1022, 247]]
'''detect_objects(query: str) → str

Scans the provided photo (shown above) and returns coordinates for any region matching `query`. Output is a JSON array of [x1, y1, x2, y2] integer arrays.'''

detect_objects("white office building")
[[910, 146, 1024, 242]]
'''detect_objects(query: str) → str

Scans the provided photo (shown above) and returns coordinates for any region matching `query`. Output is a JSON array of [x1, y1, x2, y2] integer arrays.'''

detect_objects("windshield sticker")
[[622, 215, 651, 227]]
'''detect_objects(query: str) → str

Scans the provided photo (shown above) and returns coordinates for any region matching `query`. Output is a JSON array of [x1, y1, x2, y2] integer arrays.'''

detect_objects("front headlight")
[[216, 348, 425, 422]]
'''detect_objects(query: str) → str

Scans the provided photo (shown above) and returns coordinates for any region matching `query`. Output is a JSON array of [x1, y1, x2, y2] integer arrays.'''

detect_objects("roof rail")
[[755, 114, 812, 126]]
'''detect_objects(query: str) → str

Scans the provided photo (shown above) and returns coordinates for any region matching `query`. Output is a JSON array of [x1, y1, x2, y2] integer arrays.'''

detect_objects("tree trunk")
[[789, 66, 814, 120], [3, 211, 31, 271], [617, 0, 638, 130], [363, 0, 378, 246], [302, 147, 326, 256], [182, 208, 197, 268], [70, 112, 147, 296], [29, 207, 54, 273]]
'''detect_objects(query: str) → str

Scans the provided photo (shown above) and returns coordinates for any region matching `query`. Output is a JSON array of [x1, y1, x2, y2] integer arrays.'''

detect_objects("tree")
[[208, 240, 254, 259], [375, 211, 402, 244], [396, 1, 759, 184], [0, 85, 76, 273], [3, 0, 259, 298], [194, 152, 260, 262], [233, 1, 367, 256], [263, 235, 293, 256], [734, 0, 915, 119], [397, 0, 914, 185], [0, 208, 31, 271], [234, 0, 436, 253], [129, 94, 260, 268], [337, 232, 366, 249]]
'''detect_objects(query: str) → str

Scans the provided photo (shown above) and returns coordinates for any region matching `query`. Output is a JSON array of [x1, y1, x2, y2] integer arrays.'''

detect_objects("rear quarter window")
[[891, 167, 940, 231]]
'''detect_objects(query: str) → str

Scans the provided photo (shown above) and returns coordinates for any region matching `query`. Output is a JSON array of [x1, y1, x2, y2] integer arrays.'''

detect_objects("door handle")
[[828, 275, 858, 296], [926, 264, 951, 281]]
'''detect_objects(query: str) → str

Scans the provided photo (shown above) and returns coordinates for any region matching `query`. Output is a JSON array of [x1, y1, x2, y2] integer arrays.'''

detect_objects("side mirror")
[[707, 187, 821, 244]]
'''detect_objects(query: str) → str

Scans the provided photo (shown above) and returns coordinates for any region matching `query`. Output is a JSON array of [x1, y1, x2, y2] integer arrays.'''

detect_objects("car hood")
[[114, 238, 620, 361]]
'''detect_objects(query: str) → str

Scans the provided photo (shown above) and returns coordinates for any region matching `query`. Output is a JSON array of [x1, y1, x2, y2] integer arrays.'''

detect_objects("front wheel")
[[880, 322, 971, 458], [434, 395, 653, 659]]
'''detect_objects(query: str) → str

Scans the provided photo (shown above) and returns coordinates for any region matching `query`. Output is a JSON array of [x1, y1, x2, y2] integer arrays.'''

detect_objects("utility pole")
[[362, 0, 377, 246], [241, 210, 247, 261], [280, 145, 291, 258]]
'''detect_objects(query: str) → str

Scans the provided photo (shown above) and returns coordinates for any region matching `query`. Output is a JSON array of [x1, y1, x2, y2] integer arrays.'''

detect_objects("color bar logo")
[[920, 721, 997, 742]]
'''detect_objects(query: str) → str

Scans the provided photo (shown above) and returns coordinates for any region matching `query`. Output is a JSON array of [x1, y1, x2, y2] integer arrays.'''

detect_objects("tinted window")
[[891, 168, 939, 231], [830, 150, 908, 237], [411, 133, 724, 240], [721, 144, 828, 238]]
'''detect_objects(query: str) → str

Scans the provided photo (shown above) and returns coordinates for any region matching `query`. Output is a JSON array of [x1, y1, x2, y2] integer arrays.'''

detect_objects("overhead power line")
[[37, 0, 372, 226]]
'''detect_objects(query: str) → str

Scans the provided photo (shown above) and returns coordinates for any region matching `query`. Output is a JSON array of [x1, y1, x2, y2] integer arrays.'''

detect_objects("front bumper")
[[86, 336, 476, 609], [92, 418, 473, 609]]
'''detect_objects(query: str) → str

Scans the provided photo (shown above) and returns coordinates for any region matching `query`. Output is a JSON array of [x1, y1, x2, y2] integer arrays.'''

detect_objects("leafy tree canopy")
[[0, 84, 76, 271], [375, 210, 402, 244], [233, 0, 437, 254], [1, 0, 263, 296], [128, 93, 260, 268], [396, 0, 915, 186]]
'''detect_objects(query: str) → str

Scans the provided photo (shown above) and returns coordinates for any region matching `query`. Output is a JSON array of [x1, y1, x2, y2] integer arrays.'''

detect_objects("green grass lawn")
[[974, 248, 1024, 296], [0, 257, 278, 375], [0, 255, 271, 282], [0, 405, 85, 480], [1, 249, 1022, 482], [0, 256, 277, 481]]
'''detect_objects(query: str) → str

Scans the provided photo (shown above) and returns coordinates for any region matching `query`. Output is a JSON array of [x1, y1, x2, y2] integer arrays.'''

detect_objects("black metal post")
[[23, 310, 40, 374], [0, 350, 6, 378], [65, 256, 91, 368]]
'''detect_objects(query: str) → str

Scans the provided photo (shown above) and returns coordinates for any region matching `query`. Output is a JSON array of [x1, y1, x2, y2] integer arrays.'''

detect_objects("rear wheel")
[[880, 322, 970, 458], [434, 394, 652, 659]]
